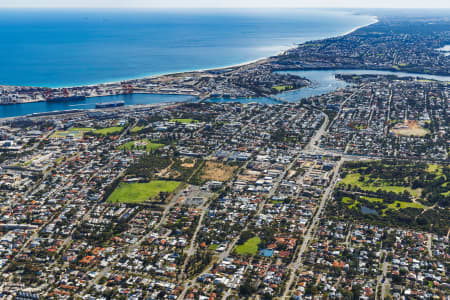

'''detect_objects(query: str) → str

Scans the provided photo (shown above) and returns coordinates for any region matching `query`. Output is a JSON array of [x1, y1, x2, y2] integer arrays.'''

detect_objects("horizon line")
[[1, 7, 450, 9]]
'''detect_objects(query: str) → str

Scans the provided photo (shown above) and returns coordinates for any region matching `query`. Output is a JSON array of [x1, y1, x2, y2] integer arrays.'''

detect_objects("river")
[[210, 69, 450, 103], [274, 69, 450, 102], [2, 69, 449, 119]]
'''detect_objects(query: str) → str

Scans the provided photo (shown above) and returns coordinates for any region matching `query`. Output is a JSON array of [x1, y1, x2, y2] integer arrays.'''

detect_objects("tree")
[[239, 280, 256, 297], [305, 282, 318, 295], [262, 293, 273, 300], [351, 284, 362, 300], [238, 230, 254, 245]]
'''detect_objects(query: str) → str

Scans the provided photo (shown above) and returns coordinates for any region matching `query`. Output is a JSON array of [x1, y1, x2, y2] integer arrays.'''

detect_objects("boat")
[[47, 95, 86, 102], [95, 101, 125, 109]]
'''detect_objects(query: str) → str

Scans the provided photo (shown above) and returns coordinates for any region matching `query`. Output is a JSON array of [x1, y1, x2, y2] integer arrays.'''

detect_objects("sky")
[[1, 0, 449, 9]]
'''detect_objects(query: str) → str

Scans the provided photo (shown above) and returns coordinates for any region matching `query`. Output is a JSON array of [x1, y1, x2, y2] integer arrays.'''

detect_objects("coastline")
[[173, 15, 379, 75], [34, 13, 379, 90], [334, 15, 378, 39], [0, 12, 382, 120]]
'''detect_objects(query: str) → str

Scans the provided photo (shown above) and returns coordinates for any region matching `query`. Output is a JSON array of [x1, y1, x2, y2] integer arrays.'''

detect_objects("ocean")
[[0, 9, 375, 88]]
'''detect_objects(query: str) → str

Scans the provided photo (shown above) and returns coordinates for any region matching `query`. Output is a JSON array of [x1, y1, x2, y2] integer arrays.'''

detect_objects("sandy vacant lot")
[[391, 120, 429, 137], [200, 161, 237, 182], [180, 158, 196, 168]]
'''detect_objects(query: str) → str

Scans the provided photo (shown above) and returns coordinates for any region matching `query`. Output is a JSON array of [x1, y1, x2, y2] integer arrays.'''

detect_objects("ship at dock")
[[95, 101, 125, 109]]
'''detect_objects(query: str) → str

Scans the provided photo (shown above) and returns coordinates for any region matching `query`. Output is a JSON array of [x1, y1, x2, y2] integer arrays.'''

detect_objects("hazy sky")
[[1, 0, 449, 9]]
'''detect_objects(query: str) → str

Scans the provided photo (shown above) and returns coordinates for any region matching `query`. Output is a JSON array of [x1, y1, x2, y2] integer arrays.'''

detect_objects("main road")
[[281, 158, 344, 299]]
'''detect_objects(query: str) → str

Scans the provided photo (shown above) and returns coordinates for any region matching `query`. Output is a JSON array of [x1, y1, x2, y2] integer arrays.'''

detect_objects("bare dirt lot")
[[391, 120, 429, 137], [180, 158, 196, 168], [200, 161, 237, 182]]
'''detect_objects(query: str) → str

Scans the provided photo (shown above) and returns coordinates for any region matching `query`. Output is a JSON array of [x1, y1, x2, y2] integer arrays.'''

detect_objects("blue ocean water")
[[0, 9, 374, 87]]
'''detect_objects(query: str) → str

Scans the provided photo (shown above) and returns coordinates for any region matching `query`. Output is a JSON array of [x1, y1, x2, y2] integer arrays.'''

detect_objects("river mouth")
[[209, 69, 450, 104], [2, 69, 449, 119]]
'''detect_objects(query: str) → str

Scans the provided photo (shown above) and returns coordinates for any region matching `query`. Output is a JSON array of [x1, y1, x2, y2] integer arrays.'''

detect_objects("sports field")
[[130, 126, 144, 133], [51, 127, 93, 139], [93, 126, 123, 136], [170, 118, 199, 124], [272, 85, 293, 92], [118, 139, 164, 152], [235, 237, 261, 256], [69, 127, 93, 132], [107, 180, 180, 204]]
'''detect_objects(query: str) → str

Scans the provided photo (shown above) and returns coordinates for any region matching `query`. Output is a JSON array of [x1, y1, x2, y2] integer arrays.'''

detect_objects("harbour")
[[0, 69, 449, 119], [0, 94, 195, 118]]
